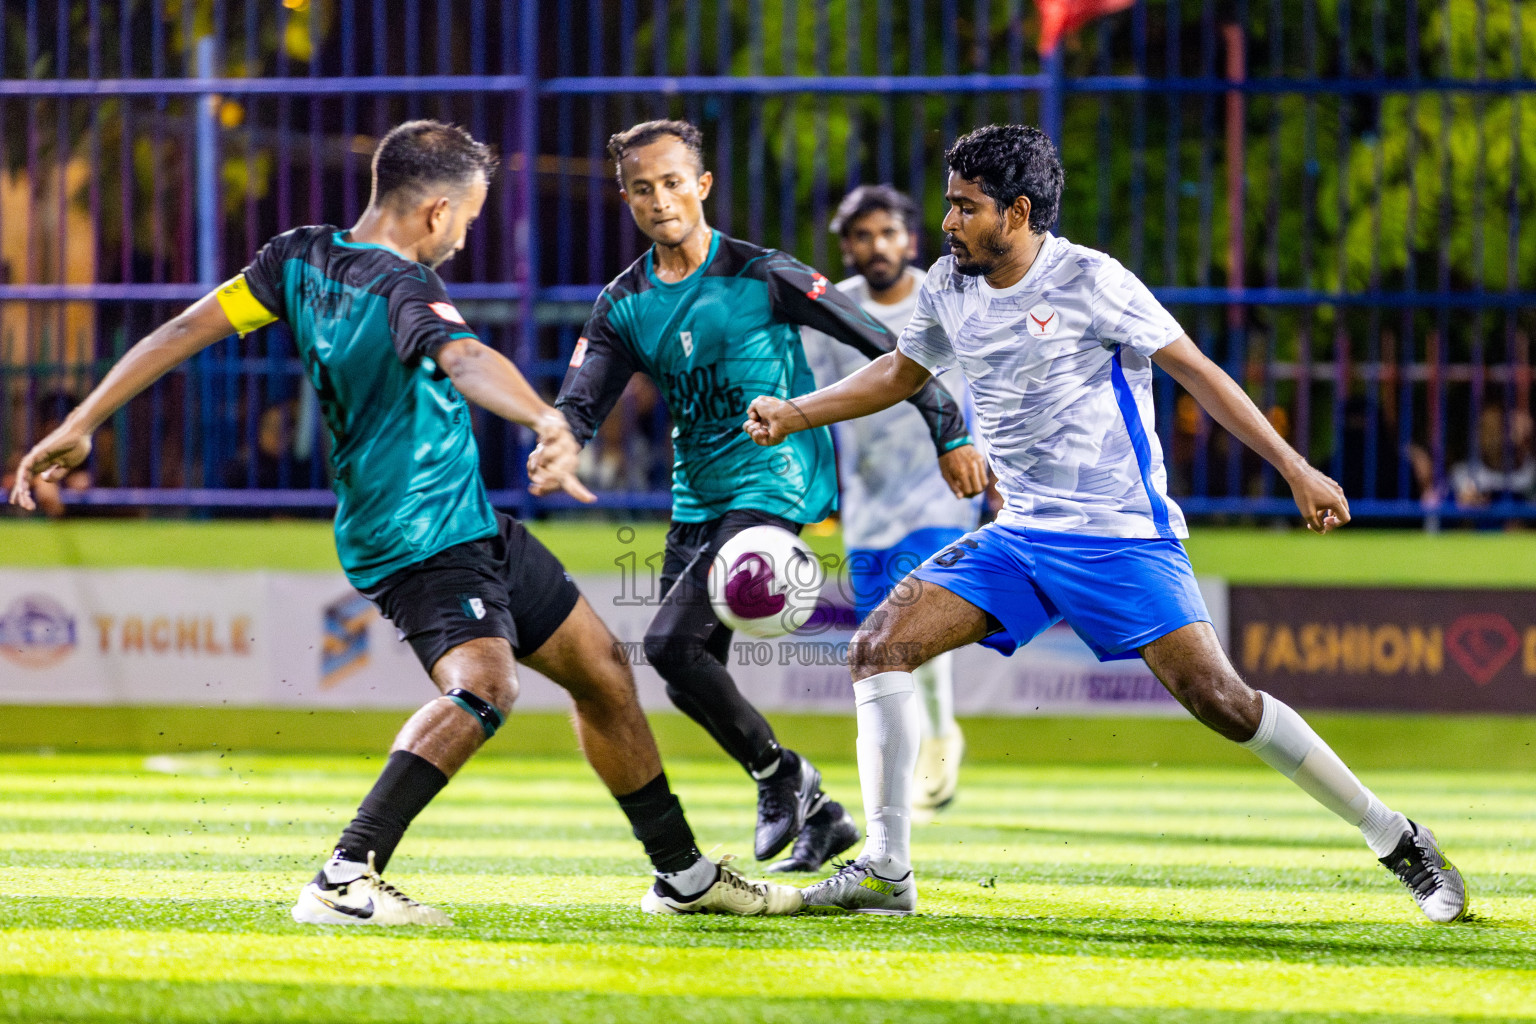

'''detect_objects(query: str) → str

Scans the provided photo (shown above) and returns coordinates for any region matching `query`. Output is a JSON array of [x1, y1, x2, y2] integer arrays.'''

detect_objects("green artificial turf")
[[2, 708, 1535, 773], [0, 749, 1532, 1023], [3, 519, 1536, 585]]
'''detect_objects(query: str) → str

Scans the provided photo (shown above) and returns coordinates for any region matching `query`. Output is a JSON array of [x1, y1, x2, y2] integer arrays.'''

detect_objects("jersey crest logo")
[[1026, 304, 1058, 339], [570, 337, 589, 368], [806, 273, 829, 300], [428, 301, 467, 325], [680, 331, 694, 357]]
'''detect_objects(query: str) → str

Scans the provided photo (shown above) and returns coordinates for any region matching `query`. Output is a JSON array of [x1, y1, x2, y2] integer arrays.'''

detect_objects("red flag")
[[1034, 0, 1136, 55]]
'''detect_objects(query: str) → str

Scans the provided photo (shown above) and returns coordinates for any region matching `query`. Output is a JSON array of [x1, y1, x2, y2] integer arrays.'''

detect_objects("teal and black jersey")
[[232, 225, 496, 587], [556, 230, 971, 523]]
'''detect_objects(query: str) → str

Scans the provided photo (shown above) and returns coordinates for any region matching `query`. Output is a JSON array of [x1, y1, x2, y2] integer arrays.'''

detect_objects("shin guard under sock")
[[853, 671, 920, 874], [616, 772, 708, 888], [1240, 691, 1409, 857], [333, 750, 449, 874]]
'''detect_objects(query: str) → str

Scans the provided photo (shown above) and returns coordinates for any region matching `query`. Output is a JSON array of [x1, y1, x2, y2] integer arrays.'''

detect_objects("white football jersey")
[[802, 267, 981, 550], [897, 233, 1188, 540]]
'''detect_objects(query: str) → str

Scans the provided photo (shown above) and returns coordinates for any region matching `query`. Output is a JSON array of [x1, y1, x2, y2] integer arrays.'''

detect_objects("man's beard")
[[946, 227, 1010, 277], [424, 238, 458, 270], [855, 256, 906, 291]]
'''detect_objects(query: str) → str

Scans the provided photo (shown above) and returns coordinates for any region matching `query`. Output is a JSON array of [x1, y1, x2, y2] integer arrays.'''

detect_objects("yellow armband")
[[215, 274, 279, 336]]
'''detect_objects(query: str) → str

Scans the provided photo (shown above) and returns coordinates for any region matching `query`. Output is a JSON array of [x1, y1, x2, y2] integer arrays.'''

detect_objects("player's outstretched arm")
[[744, 349, 930, 445], [435, 337, 596, 504], [8, 292, 236, 511], [1152, 334, 1349, 534]]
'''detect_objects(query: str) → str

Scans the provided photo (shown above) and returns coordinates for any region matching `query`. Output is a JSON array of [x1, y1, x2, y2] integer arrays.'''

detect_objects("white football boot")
[[1378, 820, 1468, 924], [292, 852, 453, 926], [914, 726, 965, 811], [799, 857, 917, 915], [641, 854, 803, 916]]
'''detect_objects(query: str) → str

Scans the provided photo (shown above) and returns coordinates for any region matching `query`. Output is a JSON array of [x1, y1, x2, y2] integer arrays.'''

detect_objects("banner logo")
[[322, 593, 376, 688], [0, 595, 78, 669], [1445, 612, 1519, 686]]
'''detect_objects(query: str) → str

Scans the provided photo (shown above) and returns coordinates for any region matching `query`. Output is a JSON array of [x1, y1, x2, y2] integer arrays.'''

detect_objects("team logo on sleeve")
[[679, 331, 694, 357], [1026, 304, 1058, 338], [806, 273, 829, 300], [569, 337, 589, 368], [428, 301, 467, 325]]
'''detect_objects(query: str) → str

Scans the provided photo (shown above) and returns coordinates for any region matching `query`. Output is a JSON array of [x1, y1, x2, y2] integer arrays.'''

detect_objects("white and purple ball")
[[708, 525, 826, 638]]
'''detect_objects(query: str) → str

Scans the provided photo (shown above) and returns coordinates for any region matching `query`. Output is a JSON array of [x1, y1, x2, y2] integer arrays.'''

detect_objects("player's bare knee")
[[1171, 669, 1255, 738], [848, 623, 923, 680], [432, 641, 519, 714]]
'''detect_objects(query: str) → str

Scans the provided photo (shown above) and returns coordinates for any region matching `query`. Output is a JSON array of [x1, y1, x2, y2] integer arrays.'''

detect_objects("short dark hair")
[[607, 119, 705, 184], [372, 120, 497, 210], [829, 184, 921, 237], [945, 124, 1063, 232]]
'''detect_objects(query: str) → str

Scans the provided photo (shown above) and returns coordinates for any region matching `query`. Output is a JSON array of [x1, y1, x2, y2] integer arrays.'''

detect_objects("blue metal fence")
[[1, 1, 1533, 522]]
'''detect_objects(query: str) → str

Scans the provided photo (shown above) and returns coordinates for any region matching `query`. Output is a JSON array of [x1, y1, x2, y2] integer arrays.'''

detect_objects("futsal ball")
[[708, 525, 826, 638]]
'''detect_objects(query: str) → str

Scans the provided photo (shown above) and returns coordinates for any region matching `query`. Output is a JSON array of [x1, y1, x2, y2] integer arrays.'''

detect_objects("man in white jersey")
[[799, 185, 979, 818], [745, 124, 1466, 924]]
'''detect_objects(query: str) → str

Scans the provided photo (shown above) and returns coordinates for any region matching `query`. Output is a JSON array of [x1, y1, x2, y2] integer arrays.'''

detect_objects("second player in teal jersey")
[[543, 120, 990, 871]]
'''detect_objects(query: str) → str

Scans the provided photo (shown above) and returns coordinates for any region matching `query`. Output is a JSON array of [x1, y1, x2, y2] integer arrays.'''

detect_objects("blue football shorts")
[[846, 526, 968, 622], [907, 521, 1210, 662]]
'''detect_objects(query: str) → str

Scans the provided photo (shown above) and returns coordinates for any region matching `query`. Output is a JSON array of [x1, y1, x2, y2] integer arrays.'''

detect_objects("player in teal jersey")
[[9, 120, 801, 921], [540, 120, 990, 872]]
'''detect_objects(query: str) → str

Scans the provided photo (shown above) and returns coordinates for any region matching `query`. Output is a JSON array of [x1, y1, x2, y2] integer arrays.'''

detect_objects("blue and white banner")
[[0, 569, 1226, 716]]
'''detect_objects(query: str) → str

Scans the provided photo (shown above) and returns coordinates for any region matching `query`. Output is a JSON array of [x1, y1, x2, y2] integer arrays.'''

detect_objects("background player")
[[537, 120, 989, 872], [10, 120, 800, 922], [799, 184, 979, 813], [746, 124, 1466, 924]]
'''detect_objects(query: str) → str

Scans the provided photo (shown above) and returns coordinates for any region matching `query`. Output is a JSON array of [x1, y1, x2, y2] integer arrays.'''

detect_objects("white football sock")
[[853, 671, 920, 875], [323, 855, 369, 885], [912, 654, 957, 741], [656, 853, 717, 898], [1240, 691, 1409, 857]]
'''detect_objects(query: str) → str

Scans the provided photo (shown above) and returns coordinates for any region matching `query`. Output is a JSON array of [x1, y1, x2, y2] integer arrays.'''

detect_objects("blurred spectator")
[[223, 399, 315, 489], [1338, 395, 1430, 503], [1169, 390, 1293, 500], [1449, 405, 1535, 508], [580, 376, 669, 492], [2, 391, 93, 517]]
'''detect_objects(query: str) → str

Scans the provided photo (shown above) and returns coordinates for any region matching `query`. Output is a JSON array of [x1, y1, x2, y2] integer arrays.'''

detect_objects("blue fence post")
[[1040, 43, 1064, 155], [194, 34, 220, 494], [516, 0, 539, 519], [195, 36, 219, 287]]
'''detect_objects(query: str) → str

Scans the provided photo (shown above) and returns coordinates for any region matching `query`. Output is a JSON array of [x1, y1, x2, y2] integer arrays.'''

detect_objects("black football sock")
[[749, 741, 788, 780], [330, 750, 449, 877], [616, 772, 706, 882]]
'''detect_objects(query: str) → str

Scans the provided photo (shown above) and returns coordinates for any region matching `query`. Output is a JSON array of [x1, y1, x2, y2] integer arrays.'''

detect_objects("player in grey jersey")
[[799, 185, 980, 816]]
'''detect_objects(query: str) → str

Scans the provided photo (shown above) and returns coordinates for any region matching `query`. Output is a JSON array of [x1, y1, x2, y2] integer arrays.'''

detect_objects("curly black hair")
[[944, 124, 1063, 233], [372, 120, 497, 209], [607, 119, 706, 185], [829, 184, 921, 237]]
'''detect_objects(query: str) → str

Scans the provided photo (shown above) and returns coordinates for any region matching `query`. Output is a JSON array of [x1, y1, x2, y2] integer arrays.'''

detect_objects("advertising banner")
[[1, 568, 1227, 716], [1231, 586, 1536, 712], [0, 569, 269, 705]]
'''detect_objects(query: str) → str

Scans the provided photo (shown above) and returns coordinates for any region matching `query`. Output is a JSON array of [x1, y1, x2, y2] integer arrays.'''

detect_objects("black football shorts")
[[358, 512, 581, 673]]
